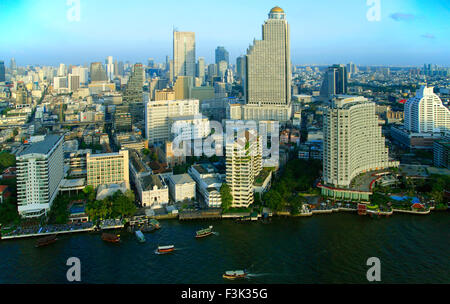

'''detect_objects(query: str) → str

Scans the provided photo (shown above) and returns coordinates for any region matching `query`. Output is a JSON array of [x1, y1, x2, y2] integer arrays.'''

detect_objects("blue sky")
[[1, 0, 449, 66]]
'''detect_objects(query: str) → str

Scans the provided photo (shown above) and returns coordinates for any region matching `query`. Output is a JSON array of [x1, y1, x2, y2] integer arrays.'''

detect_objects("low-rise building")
[[168, 174, 196, 202], [139, 175, 169, 208], [188, 163, 223, 208]]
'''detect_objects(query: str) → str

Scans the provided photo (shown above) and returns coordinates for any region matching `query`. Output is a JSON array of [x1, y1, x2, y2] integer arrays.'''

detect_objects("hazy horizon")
[[1, 0, 449, 67]]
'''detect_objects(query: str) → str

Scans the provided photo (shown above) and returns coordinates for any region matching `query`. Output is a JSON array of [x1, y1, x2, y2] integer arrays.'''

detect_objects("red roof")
[[0, 185, 8, 193]]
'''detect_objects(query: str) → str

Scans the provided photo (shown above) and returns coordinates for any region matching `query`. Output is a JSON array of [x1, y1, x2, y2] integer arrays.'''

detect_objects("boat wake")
[[246, 273, 272, 278], [212, 232, 220, 236]]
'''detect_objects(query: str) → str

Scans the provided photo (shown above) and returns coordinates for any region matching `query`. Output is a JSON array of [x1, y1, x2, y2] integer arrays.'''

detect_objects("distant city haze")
[[1, 0, 449, 66]]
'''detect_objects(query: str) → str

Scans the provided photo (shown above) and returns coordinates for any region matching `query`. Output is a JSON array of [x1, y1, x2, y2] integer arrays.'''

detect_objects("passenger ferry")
[[222, 270, 248, 280], [195, 226, 213, 238], [135, 230, 146, 243], [157, 245, 175, 254]]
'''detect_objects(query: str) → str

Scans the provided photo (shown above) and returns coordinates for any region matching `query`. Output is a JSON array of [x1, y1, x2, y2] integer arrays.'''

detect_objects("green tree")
[[220, 183, 233, 211], [263, 190, 284, 212], [0, 152, 16, 171]]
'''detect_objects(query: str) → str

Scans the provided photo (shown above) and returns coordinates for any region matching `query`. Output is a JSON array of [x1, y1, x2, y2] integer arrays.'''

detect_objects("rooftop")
[[142, 175, 164, 190], [170, 173, 195, 185], [18, 134, 62, 156]]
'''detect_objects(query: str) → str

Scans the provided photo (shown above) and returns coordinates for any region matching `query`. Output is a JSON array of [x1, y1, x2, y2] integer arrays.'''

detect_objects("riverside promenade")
[[1, 219, 124, 241]]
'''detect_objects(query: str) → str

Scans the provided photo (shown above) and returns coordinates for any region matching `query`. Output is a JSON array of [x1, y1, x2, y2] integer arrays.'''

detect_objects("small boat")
[[223, 270, 248, 280], [35, 235, 58, 248], [141, 224, 156, 233], [195, 226, 213, 238], [149, 219, 161, 229], [157, 245, 175, 254], [102, 233, 120, 243], [135, 230, 146, 243]]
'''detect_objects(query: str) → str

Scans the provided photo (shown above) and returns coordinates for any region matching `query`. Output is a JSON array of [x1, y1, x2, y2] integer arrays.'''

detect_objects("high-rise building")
[[105, 56, 114, 81], [86, 150, 130, 190], [10, 58, 16, 70], [320, 64, 348, 100], [207, 64, 217, 84], [243, 7, 292, 122], [0, 61, 5, 82], [114, 105, 133, 133], [71, 66, 89, 85], [58, 63, 67, 77], [217, 60, 228, 80], [322, 96, 396, 188], [404, 86, 450, 134], [196, 57, 205, 84], [347, 62, 358, 78], [90, 62, 107, 82], [68, 74, 80, 92], [174, 76, 193, 100], [236, 56, 246, 83], [226, 130, 262, 208], [145, 99, 200, 144], [215, 46, 229, 66], [123, 63, 144, 103], [173, 31, 196, 80], [16, 135, 64, 218], [433, 139, 450, 169]]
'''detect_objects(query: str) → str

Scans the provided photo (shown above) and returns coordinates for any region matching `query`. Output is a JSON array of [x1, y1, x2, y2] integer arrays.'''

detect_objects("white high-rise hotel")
[[323, 96, 398, 188], [173, 31, 196, 81], [243, 6, 292, 122], [404, 86, 450, 135], [16, 135, 64, 218]]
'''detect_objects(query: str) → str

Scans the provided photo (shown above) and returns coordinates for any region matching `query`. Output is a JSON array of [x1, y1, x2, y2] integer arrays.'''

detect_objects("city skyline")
[[1, 0, 450, 66]]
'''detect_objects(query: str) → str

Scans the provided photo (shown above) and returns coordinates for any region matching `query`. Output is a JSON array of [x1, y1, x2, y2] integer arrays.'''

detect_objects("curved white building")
[[404, 86, 450, 134], [323, 96, 397, 188]]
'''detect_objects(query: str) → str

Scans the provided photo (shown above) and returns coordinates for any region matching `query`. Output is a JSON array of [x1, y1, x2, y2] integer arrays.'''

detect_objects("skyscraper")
[[404, 86, 450, 134], [322, 96, 396, 188], [173, 31, 196, 81], [196, 57, 205, 83], [0, 61, 5, 82], [215, 46, 229, 66], [236, 56, 246, 83], [90, 62, 107, 82], [10, 58, 16, 70], [105, 56, 114, 81], [123, 63, 144, 103], [320, 64, 348, 100], [242, 7, 292, 122]]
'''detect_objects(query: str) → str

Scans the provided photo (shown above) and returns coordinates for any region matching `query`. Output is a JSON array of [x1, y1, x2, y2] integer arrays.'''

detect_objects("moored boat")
[[35, 235, 58, 248], [157, 245, 175, 254], [195, 226, 213, 238], [101, 233, 120, 243], [222, 270, 248, 280], [149, 219, 161, 229], [141, 224, 156, 233], [135, 230, 146, 243]]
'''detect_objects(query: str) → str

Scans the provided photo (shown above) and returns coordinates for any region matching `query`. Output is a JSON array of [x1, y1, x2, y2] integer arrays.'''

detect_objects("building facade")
[[226, 131, 263, 208], [16, 135, 64, 218], [86, 150, 130, 189], [168, 174, 196, 202], [323, 96, 397, 188], [404, 86, 450, 135], [144, 99, 200, 144], [243, 7, 292, 122], [173, 31, 196, 81]]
